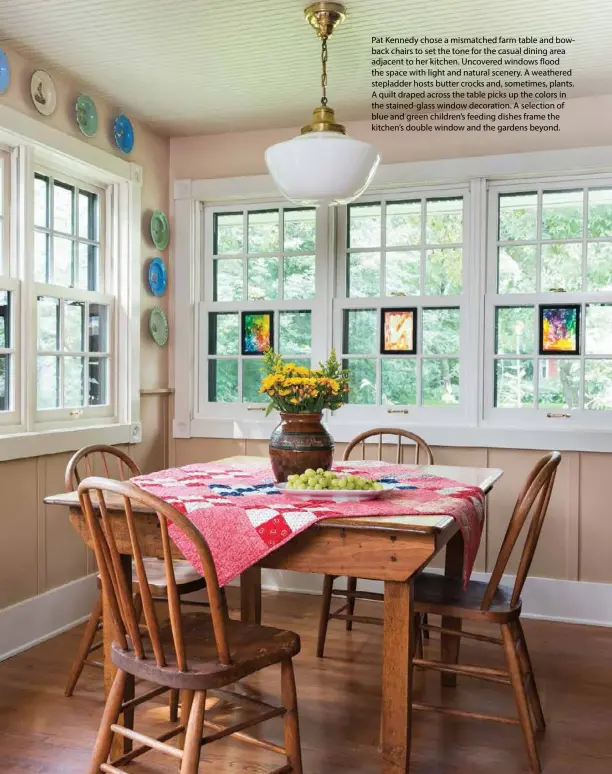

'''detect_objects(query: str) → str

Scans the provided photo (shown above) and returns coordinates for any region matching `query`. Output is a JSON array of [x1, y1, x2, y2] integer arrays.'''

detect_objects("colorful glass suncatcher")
[[539, 304, 580, 355], [381, 308, 417, 354], [242, 311, 273, 355]]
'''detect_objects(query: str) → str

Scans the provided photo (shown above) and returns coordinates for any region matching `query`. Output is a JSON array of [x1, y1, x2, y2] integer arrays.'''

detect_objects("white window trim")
[[197, 201, 329, 419], [173, 144, 612, 453], [334, 184, 470, 425], [484, 174, 612, 434], [0, 104, 142, 461]]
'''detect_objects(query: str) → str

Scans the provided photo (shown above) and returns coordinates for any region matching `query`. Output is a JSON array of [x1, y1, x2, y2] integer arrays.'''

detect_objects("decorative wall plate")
[[75, 95, 98, 137], [0, 49, 10, 94], [113, 113, 134, 154], [150, 210, 169, 250], [148, 257, 167, 296], [30, 70, 56, 116], [149, 307, 169, 346]]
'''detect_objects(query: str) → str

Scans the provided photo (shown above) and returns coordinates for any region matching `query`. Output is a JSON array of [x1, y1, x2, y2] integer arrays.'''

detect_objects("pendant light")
[[265, 2, 380, 206]]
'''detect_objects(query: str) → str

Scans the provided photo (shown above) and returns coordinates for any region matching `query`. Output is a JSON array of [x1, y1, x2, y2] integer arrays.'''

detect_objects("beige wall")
[[173, 439, 609, 584], [0, 43, 170, 610], [169, 94, 612, 180]]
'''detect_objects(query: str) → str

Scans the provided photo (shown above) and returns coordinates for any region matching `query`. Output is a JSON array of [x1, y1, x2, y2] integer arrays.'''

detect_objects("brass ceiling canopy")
[[304, 2, 346, 38], [301, 2, 347, 135]]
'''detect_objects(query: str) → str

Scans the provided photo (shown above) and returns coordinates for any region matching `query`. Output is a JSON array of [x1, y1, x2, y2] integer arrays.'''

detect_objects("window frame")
[[0, 147, 20, 429], [483, 174, 612, 432], [333, 185, 472, 427], [0, 106, 142, 459], [31, 167, 115, 427], [175, 146, 612, 452], [197, 201, 330, 420]]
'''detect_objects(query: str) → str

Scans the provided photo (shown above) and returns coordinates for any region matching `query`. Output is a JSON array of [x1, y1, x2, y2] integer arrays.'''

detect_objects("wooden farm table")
[[45, 456, 502, 774]]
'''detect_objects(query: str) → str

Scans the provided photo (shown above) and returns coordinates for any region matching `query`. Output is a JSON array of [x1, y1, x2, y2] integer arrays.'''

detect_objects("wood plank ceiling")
[[0, 0, 609, 136]]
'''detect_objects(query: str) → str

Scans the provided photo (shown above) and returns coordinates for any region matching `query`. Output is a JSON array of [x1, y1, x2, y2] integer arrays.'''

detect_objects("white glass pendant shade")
[[265, 131, 380, 206]]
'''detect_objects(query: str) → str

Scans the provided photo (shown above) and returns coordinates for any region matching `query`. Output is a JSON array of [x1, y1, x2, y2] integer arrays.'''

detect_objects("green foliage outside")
[[210, 194, 612, 413]]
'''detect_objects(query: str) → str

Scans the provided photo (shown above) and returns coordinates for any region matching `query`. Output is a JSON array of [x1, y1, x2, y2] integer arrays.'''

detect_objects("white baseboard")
[[252, 570, 612, 629], [3, 568, 610, 664], [0, 573, 99, 662]]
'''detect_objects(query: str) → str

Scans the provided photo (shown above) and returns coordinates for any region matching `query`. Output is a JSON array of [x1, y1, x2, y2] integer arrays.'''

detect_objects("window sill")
[[0, 422, 141, 463], [184, 415, 612, 454]]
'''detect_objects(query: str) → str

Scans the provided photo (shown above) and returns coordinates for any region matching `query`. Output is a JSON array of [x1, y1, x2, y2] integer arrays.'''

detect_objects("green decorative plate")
[[150, 210, 170, 250], [75, 94, 98, 137], [149, 307, 169, 347]]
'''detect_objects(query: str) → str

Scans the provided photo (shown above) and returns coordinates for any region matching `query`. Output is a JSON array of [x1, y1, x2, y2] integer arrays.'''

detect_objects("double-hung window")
[[0, 148, 15, 422], [485, 177, 612, 429], [334, 189, 469, 425], [200, 204, 328, 417], [33, 171, 113, 426], [181, 147, 612, 450]]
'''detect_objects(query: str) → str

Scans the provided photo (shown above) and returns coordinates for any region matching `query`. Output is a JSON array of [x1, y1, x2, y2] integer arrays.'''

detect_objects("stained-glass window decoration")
[[539, 304, 580, 355], [381, 308, 417, 355], [242, 311, 273, 355]]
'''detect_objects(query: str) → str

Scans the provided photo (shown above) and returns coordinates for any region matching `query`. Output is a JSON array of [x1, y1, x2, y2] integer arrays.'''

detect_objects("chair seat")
[[414, 572, 522, 622], [96, 558, 206, 595], [139, 558, 205, 593], [111, 612, 300, 691]]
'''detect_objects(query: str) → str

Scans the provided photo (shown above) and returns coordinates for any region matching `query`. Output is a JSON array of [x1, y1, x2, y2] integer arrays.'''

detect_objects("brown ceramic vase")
[[269, 412, 334, 482]]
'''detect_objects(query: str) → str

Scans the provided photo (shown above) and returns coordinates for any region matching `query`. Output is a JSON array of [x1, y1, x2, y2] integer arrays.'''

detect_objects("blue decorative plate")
[[0, 49, 9, 94], [148, 257, 167, 296], [113, 114, 134, 154]]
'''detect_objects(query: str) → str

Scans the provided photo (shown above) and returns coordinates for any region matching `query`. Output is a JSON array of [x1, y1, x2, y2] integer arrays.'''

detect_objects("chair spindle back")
[[78, 477, 231, 670], [65, 444, 141, 492], [343, 427, 434, 465], [482, 451, 561, 610]]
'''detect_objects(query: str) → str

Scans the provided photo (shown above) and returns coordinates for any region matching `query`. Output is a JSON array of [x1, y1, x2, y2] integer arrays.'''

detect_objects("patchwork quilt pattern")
[[132, 461, 485, 587]]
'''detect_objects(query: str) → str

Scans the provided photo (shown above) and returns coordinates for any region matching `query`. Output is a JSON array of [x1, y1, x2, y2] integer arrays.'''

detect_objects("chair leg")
[[346, 576, 357, 631], [514, 619, 546, 732], [121, 674, 135, 753], [65, 594, 103, 697], [169, 689, 180, 723], [180, 690, 206, 774], [178, 690, 195, 750], [422, 612, 430, 640], [281, 659, 303, 774], [413, 614, 423, 659], [316, 574, 335, 658], [87, 669, 128, 774], [501, 624, 541, 773]]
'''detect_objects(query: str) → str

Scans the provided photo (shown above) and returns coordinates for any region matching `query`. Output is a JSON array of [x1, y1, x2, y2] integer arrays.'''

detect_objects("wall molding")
[[0, 573, 98, 663], [250, 570, 612, 629]]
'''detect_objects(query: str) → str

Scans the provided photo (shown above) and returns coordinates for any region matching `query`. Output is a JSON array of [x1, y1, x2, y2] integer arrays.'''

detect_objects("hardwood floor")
[[1, 588, 612, 773]]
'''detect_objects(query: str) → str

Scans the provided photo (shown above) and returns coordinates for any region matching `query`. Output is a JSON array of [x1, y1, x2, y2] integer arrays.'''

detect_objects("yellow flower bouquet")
[[260, 348, 349, 416]]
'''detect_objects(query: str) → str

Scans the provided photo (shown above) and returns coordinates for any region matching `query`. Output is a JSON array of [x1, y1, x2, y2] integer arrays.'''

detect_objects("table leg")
[[381, 580, 414, 774], [240, 566, 262, 624], [104, 553, 132, 759], [441, 530, 464, 688]]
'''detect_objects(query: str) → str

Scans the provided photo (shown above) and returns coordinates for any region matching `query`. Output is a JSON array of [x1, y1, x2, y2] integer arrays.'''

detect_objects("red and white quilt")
[[132, 461, 485, 588]]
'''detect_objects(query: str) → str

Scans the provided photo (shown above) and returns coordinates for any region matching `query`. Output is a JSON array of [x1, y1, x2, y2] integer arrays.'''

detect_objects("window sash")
[[485, 176, 612, 428], [333, 186, 469, 422], [30, 170, 114, 428], [199, 202, 330, 418], [33, 169, 104, 292]]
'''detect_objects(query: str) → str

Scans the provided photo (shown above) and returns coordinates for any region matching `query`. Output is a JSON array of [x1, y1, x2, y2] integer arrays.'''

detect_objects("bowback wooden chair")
[[64, 445, 206, 723], [316, 428, 435, 658], [413, 451, 561, 774], [79, 476, 302, 774]]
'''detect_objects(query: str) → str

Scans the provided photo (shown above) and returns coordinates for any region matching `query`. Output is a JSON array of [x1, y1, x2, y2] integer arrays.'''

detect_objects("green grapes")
[[285, 471, 384, 492]]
